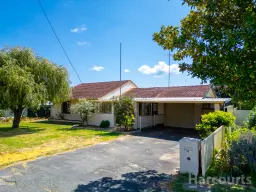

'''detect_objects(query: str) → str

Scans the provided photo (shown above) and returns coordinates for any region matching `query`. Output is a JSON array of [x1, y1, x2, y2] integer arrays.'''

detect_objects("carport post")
[[151, 102, 153, 127], [139, 116, 142, 132]]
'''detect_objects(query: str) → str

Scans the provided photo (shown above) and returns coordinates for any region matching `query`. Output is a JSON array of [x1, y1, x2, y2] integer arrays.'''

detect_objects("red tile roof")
[[124, 85, 211, 98], [72, 80, 131, 99]]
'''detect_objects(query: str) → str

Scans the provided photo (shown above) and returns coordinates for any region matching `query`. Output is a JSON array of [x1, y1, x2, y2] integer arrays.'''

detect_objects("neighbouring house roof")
[[124, 85, 211, 98], [72, 80, 132, 99]]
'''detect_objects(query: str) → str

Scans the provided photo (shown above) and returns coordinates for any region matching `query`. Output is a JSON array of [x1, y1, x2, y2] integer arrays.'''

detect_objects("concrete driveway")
[[0, 128, 185, 192]]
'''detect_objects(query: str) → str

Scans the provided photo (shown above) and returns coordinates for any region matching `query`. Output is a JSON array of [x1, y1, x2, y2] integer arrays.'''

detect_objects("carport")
[[134, 97, 230, 130], [124, 85, 231, 130]]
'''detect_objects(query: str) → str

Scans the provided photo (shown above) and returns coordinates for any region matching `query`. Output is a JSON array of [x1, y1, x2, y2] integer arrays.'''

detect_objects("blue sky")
[[0, 0, 202, 87]]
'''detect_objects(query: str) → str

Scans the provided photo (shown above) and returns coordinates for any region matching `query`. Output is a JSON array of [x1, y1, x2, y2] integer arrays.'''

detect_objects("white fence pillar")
[[179, 137, 201, 175]]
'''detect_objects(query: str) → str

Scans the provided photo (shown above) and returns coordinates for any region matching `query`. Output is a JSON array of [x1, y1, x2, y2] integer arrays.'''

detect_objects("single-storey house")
[[50, 80, 230, 129]]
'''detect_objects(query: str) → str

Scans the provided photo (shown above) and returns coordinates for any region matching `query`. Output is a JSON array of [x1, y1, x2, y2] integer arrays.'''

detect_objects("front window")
[[94, 102, 112, 114], [139, 103, 158, 116], [202, 103, 214, 110], [62, 101, 71, 114], [100, 102, 112, 113]]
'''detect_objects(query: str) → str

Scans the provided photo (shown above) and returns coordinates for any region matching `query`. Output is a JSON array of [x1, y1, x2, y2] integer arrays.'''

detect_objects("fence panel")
[[201, 126, 225, 176]]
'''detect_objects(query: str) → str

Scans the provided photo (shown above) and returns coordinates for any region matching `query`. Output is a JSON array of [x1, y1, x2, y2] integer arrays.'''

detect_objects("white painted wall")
[[88, 113, 115, 127], [138, 116, 153, 128], [234, 109, 250, 126], [227, 105, 234, 113], [137, 115, 164, 129], [101, 81, 137, 100], [50, 105, 61, 119], [50, 106, 115, 127]]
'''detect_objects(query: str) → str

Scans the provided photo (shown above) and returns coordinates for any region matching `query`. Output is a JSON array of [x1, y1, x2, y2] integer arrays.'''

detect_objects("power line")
[[37, 0, 82, 84]]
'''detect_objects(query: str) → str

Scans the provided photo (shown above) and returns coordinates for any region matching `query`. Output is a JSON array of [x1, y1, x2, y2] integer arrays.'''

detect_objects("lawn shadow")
[[56, 126, 122, 137], [33, 120, 79, 126], [0, 126, 45, 138], [73, 170, 172, 192]]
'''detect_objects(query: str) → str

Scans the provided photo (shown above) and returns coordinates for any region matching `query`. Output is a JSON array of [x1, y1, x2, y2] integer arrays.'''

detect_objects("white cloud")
[[90, 66, 104, 71], [124, 69, 130, 73], [70, 25, 87, 33], [138, 61, 180, 77], [70, 28, 79, 33], [81, 27, 87, 31], [77, 41, 90, 46]]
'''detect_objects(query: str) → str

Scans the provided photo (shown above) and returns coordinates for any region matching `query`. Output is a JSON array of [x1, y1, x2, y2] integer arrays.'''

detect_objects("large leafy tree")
[[154, 0, 256, 103], [0, 47, 70, 128]]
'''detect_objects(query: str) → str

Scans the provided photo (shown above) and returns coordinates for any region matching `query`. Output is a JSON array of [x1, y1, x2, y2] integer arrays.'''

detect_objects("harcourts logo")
[[189, 174, 252, 186]]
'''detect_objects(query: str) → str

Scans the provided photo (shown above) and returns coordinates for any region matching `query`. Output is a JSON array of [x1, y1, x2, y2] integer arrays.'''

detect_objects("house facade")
[[50, 80, 230, 129]]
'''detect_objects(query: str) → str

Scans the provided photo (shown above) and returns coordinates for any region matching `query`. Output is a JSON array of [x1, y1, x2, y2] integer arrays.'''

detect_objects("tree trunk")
[[12, 108, 23, 128]]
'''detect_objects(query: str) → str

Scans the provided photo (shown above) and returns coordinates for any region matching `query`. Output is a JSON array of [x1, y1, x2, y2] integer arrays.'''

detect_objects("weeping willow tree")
[[0, 47, 70, 128]]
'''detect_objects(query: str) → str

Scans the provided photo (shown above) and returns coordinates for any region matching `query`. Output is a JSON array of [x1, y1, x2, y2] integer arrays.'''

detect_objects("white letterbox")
[[179, 137, 201, 175]]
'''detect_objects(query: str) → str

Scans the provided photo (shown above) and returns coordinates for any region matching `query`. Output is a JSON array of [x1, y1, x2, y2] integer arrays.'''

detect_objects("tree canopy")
[[0, 47, 70, 128], [154, 0, 256, 103]]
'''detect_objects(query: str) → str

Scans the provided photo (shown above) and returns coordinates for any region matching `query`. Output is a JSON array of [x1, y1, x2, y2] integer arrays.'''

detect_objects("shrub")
[[70, 99, 95, 126], [0, 110, 4, 117], [244, 107, 256, 129], [196, 111, 236, 138], [229, 126, 249, 141], [113, 96, 135, 130], [206, 139, 231, 177], [228, 131, 256, 175], [100, 120, 110, 128]]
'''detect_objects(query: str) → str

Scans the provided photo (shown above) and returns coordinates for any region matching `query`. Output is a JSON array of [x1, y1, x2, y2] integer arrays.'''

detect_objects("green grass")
[[168, 174, 198, 192], [0, 121, 121, 168], [211, 184, 255, 192]]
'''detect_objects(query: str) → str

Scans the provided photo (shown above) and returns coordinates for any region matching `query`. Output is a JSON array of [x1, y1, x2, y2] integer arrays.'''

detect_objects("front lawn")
[[0, 121, 121, 168]]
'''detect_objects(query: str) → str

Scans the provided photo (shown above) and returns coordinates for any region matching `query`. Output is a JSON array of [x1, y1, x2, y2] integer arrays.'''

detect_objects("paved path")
[[0, 130, 181, 192]]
